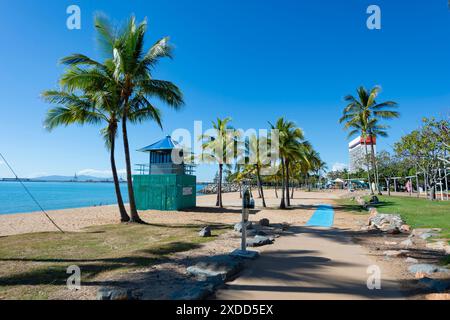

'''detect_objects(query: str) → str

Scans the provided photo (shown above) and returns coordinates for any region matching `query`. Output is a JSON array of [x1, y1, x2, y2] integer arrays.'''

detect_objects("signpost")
[[231, 185, 259, 259]]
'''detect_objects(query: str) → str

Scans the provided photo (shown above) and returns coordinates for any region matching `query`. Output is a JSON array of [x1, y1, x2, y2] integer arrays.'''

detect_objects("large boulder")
[[186, 255, 244, 281], [247, 235, 274, 247], [199, 226, 212, 237], [368, 214, 404, 234]]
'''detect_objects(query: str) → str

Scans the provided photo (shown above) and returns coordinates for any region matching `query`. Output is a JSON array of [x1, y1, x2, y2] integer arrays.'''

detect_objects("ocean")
[[0, 182, 205, 215]]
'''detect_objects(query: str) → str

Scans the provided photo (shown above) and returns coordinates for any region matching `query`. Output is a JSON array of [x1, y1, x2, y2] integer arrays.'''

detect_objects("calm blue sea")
[[0, 182, 205, 215]]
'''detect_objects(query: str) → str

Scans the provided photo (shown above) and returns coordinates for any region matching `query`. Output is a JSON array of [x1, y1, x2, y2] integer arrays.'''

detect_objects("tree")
[[395, 117, 449, 200], [339, 86, 399, 194], [245, 134, 270, 207], [60, 15, 184, 223], [42, 88, 130, 222], [200, 117, 239, 208], [269, 118, 306, 208]]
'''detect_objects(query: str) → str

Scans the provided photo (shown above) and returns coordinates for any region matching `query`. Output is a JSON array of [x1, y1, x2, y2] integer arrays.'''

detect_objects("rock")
[[400, 224, 411, 233], [411, 228, 441, 239], [234, 221, 253, 232], [384, 241, 398, 245], [199, 226, 212, 237], [383, 250, 408, 257], [408, 264, 450, 275], [246, 229, 257, 237], [368, 214, 404, 233], [420, 233, 434, 240], [97, 288, 134, 301], [418, 277, 450, 293], [405, 257, 419, 264], [186, 255, 244, 281], [369, 196, 379, 204], [259, 218, 270, 227], [426, 241, 447, 251], [111, 289, 134, 301], [170, 281, 220, 300], [97, 288, 112, 300], [446, 246, 450, 255], [400, 239, 414, 248], [247, 235, 274, 247], [425, 293, 450, 300]]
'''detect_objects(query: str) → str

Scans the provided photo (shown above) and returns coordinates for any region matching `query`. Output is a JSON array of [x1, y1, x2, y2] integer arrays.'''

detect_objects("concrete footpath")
[[214, 225, 404, 300]]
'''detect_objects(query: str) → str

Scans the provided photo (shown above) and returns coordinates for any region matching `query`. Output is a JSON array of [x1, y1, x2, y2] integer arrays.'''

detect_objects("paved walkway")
[[215, 215, 404, 300]]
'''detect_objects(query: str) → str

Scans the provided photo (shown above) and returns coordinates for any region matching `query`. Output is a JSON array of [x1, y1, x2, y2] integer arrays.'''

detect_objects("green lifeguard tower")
[[133, 136, 196, 211]]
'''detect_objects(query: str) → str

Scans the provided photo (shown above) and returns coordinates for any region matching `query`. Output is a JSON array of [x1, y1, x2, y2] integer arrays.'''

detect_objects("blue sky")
[[0, 0, 449, 181]]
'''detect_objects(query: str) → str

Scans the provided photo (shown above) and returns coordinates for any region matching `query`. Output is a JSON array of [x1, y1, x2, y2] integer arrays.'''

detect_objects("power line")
[[0, 153, 64, 233]]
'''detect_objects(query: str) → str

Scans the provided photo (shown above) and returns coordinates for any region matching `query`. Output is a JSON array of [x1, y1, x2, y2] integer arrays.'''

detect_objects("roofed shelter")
[[133, 136, 196, 211]]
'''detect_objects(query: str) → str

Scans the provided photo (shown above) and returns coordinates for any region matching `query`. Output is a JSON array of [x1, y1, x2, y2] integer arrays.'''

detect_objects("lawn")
[[337, 195, 450, 241], [0, 222, 230, 300]]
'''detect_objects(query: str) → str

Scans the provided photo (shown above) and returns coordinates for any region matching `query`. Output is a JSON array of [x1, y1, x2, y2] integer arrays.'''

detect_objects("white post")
[[439, 168, 444, 201], [445, 168, 449, 201]]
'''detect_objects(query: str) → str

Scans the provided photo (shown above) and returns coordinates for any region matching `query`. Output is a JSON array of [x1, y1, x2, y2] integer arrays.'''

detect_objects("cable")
[[0, 153, 64, 233]]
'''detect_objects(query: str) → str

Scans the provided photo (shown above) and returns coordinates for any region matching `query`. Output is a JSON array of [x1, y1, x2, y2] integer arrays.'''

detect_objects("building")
[[133, 136, 196, 211], [348, 136, 376, 173]]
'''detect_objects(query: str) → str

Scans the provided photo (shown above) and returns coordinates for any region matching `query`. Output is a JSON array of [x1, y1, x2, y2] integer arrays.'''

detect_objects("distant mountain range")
[[31, 175, 117, 182]]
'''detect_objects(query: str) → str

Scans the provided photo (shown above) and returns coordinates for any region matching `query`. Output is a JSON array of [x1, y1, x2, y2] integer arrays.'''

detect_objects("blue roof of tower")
[[138, 136, 181, 152]]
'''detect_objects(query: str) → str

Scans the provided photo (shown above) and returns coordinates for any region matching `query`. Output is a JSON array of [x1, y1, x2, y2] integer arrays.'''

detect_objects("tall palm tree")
[[42, 89, 130, 222], [60, 16, 184, 222], [340, 86, 399, 194], [200, 117, 239, 208], [270, 118, 305, 208], [245, 134, 270, 207]]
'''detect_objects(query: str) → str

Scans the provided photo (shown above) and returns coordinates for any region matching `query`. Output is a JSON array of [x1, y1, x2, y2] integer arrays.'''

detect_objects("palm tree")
[[60, 16, 184, 222], [200, 117, 239, 208], [42, 89, 130, 222], [340, 86, 399, 194], [245, 134, 270, 207], [270, 118, 305, 208]]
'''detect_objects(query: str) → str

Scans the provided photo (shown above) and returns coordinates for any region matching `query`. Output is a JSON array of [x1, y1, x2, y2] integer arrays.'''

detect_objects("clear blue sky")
[[1, 0, 449, 181]]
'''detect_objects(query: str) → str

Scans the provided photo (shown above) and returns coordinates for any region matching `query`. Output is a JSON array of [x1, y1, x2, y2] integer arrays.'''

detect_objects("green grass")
[[336, 195, 450, 241], [337, 195, 450, 267], [0, 222, 230, 300]]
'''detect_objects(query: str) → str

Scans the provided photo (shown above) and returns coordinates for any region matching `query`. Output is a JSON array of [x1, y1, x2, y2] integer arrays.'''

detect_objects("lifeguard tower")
[[133, 136, 196, 211]]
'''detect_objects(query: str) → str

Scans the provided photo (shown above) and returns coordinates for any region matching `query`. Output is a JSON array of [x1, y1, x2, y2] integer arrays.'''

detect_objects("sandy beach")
[[0, 189, 345, 237]]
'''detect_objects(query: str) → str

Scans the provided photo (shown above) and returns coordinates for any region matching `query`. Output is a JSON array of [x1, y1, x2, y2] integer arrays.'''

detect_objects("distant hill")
[[31, 175, 115, 182]]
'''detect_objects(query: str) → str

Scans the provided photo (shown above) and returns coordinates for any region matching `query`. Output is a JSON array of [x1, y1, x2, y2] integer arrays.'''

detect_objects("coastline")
[[0, 190, 341, 237]]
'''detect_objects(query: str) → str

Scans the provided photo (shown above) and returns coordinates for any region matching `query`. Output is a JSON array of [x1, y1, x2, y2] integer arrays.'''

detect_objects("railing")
[[135, 163, 196, 175]]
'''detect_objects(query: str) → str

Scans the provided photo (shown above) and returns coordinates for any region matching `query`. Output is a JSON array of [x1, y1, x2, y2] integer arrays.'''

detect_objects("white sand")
[[0, 189, 345, 237]]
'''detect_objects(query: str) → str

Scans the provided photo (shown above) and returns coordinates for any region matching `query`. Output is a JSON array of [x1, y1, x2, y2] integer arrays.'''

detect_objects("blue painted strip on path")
[[305, 204, 335, 227]]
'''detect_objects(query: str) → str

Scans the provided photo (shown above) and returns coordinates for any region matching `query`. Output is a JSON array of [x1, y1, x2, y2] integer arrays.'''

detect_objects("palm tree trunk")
[[275, 180, 278, 198], [110, 136, 130, 222], [122, 116, 142, 223], [280, 159, 286, 209], [285, 160, 291, 206], [364, 141, 374, 195], [216, 164, 223, 207], [256, 166, 266, 208]]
